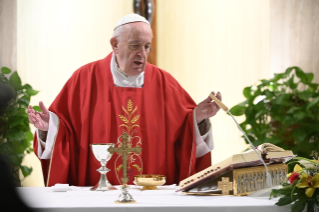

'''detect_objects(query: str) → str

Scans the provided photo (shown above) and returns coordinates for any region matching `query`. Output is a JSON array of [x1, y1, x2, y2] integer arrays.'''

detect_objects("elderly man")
[[27, 14, 222, 186]]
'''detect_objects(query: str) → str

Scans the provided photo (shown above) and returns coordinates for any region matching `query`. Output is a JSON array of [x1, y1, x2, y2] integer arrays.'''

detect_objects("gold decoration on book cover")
[[177, 143, 295, 196]]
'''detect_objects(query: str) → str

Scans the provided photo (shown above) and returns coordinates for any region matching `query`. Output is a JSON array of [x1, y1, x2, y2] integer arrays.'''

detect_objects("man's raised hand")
[[195, 91, 222, 123], [27, 101, 50, 131]]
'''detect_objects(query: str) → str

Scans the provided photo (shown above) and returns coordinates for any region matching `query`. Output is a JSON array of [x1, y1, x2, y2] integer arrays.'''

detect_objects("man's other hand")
[[27, 101, 50, 131], [195, 91, 222, 123]]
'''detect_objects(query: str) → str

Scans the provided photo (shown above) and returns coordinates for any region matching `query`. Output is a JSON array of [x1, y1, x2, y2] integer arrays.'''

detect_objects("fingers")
[[205, 91, 221, 101], [28, 112, 37, 123], [27, 105, 36, 123], [215, 91, 222, 101], [27, 105, 35, 114], [39, 101, 49, 114]]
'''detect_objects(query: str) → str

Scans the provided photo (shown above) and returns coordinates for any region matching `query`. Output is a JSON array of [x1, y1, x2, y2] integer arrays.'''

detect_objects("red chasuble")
[[33, 53, 211, 186]]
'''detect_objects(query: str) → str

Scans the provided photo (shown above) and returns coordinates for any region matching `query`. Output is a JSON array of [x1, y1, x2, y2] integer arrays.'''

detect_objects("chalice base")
[[142, 186, 157, 190], [115, 185, 136, 204], [90, 182, 117, 191]]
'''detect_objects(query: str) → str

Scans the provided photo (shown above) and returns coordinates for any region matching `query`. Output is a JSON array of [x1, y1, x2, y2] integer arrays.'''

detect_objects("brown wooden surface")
[[133, 0, 156, 66]]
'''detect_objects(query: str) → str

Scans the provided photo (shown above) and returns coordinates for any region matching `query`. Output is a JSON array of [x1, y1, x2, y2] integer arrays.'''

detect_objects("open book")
[[235, 143, 293, 162], [177, 143, 295, 192]]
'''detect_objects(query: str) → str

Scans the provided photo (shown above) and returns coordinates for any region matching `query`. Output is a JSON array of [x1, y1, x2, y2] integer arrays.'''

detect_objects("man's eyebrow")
[[128, 40, 142, 44], [128, 41, 151, 45]]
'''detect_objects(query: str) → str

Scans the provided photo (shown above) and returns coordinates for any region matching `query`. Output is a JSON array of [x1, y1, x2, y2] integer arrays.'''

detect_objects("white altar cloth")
[[17, 185, 290, 212]]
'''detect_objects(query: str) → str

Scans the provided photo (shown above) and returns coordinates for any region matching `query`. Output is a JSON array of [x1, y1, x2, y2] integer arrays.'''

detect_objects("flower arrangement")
[[270, 157, 319, 212]]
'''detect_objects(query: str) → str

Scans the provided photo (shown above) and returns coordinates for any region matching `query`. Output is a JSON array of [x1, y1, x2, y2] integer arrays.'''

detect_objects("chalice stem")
[[90, 165, 116, 191]]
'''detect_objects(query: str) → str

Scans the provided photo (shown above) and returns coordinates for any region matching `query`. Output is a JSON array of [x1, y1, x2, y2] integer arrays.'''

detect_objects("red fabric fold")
[[33, 53, 211, 186]]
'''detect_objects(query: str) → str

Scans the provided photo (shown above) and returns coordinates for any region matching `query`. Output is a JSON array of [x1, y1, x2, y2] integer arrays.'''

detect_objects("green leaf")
[[288, 75, 298, 89], [255, 110, 267, 119], [243, 86, 252, 98], [18, 97, 29, 106], [299, 91, 313, 100], [307, 96, 319, 110], [229, 105, 246, 116], [293, 111, 306, 121], [9, 71, 22, 90], [26, 89, 39, 96], [1, 67, 11, 74], [8, 131, 25, 143], [263, 89, 274, 98], [238, 100, 249, 107], [287, 107, 300, 114], [275, 195, 294, 206], [26, 131, 34, 141], [285, 67, 293, 76], [32, 106, 42, 112], [20, 165, 33, 177], [274, 73, 286, 82], [308, 83, 319, 91], [292, 129, 307, 143], [271, 94, 291, 106], [282, 115, 294, 126], [290, 198, 308, 212], [22, 84, 32, 90], [306, 73, 314, 83], [295, 67, 307, 84]]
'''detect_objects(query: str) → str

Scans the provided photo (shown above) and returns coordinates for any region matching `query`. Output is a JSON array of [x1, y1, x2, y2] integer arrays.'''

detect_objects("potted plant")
[[0, 67, 39, 186], [270, 157, 319, 212], [229, 67, 319, 158]]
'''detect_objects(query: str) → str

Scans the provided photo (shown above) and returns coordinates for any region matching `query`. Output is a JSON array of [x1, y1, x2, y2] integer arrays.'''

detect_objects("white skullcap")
[[114, 13, 150, 30]]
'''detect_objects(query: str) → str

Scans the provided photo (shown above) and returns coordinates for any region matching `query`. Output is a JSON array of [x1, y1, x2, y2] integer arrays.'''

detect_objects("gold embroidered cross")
[[218, 177, 233, 195], [108, 132, 142, 185]]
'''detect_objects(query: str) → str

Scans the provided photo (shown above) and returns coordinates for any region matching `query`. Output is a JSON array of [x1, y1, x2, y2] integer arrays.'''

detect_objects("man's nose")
[[137, 47, 148, 57]]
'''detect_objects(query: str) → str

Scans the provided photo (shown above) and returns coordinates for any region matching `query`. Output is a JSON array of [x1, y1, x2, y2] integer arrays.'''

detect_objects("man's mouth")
[[133, 61, 143, 66]]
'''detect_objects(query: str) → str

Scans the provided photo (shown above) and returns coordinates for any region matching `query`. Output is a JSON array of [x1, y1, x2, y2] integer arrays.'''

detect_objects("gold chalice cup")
[[90, 143, 116, 191], [133, 175, 166, 190]]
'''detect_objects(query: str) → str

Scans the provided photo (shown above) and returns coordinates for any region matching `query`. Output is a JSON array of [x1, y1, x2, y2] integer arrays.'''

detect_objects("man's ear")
[[110, 37, 119, 54]]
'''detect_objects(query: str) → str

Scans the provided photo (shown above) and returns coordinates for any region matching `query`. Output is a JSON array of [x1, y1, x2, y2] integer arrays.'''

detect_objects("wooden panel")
[[133, 0, 157, 66]]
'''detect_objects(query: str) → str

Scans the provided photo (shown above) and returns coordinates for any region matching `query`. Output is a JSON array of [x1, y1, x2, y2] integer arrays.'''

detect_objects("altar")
[[17, 185, 291, 212]]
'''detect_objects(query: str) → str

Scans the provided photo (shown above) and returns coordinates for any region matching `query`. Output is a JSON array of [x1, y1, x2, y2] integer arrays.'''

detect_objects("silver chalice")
[[90, 143, 116, 191]]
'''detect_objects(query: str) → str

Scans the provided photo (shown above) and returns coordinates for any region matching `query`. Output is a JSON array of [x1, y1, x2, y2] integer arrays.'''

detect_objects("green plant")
[[270, 157, 319, 212], [0, 67, 39, 186], [229, 67, 319, 158]]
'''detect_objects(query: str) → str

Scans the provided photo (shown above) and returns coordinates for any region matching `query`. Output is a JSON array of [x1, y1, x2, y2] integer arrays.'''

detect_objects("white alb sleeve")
[[36, 111, 59, 159], [193, 108, 214, 158]]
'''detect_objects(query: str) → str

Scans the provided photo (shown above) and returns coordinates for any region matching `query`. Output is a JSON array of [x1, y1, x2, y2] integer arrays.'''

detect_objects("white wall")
[[17, 0, 133, 187], [270, 0, 319, 82], [0, 0, 17, 70], [157, 0, 271, 164]]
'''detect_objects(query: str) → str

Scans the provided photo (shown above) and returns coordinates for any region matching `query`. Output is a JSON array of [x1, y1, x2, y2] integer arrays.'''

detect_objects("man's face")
[[111, 22, 153, 76]]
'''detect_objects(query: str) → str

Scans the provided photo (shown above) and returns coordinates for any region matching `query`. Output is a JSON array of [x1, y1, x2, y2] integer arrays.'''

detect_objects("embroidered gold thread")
[[131, 115, 140, 124], [116, 164, 123, 171], [128, 99, 133, 112], [133, 164, 142, 172], [114, 99, 143, 184]]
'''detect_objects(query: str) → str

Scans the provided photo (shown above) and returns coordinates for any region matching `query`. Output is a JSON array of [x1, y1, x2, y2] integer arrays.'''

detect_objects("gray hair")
[[112, 24, 132, 42]]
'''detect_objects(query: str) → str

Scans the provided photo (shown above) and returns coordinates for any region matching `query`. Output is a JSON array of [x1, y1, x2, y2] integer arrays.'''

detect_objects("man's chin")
[[125, 68, 145, 76]]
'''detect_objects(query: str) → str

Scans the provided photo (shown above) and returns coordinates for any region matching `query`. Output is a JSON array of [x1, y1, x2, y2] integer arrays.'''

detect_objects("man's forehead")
[[121, 23, 153, 41]]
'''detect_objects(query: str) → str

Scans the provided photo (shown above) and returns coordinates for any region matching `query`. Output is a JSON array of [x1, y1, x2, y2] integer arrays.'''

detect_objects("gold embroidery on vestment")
[[114, 99, 143, 184]]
